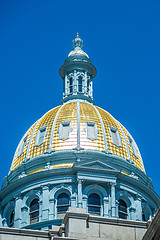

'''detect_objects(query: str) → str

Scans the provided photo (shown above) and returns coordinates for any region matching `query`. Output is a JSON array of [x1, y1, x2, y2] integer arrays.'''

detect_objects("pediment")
[[74, 160, 119, 173]]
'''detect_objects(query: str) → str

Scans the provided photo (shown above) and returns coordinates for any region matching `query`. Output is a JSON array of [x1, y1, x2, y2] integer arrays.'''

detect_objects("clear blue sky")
[[0, 0, 160, 196]]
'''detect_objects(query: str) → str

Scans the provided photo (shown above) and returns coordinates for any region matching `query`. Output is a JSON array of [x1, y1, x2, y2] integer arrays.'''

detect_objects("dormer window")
[[35, 126, 47, 146], [109, 127, 121, 146], [69, 77, 73, 94], [128, 136, 138, 158], [58, 121, 71, 140], [78, 76, 83, 93], [86, 121, 98, 140], [17, 135, 28, 157]]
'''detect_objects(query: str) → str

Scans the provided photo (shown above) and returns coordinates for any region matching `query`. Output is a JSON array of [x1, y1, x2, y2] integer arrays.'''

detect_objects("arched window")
[[88, 193, 101, 215], [9, 210, 14, 227], [118, 199, 127, 219], [30, 199, 39, 224], [57, 193, 70, 214], [78, 76, 83, 92]]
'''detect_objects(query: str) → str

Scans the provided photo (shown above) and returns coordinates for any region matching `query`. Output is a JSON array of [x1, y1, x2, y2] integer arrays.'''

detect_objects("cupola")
[[59, 34, 97, 104]]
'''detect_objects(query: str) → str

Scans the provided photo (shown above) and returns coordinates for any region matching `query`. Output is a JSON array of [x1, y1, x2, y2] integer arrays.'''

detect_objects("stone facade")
[[0, 207, 157, 240]]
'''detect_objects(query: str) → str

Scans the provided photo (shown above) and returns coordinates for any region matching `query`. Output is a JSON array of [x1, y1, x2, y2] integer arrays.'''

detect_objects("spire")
[[59, 34, 97, 104]]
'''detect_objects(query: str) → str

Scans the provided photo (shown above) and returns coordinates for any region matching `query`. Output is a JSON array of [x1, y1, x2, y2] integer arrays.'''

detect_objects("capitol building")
[[0, 34, 159, 240]]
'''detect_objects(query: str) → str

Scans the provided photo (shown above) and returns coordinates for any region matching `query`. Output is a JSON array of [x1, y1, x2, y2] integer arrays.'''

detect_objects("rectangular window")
[[109, 127, 121, 146], [78, 76, 83, 93], [17, 135, 28, 157], [128, 136, 138, 158], [86, 122, 98, 140], [59, 121, 71, 140], [35, 126, 47, 146], [69, 78, 73, 94]]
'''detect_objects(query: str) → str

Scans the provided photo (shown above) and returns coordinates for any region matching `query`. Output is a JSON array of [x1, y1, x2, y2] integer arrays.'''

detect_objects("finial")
[[72, 33, 83, 49]]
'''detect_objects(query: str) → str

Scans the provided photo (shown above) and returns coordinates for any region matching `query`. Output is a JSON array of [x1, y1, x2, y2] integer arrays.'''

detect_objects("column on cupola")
[[41, 185, 50, 221], [77, 179, 83, 208], [135, 195, 142, 221], [103, 197, 109, 217], [73, 70, 77, 94], [14, 194, 23, 228], [90, 81, 93, 99], [84, 71, 88, 94], [49, 198, 55, 220], [110, 183, 116, 218], [65, 74, 68, 96]]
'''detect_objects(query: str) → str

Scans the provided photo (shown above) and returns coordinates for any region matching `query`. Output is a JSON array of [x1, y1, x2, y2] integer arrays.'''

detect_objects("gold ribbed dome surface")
[[11, 101, 144, 172], [68, 49, 89, 58]]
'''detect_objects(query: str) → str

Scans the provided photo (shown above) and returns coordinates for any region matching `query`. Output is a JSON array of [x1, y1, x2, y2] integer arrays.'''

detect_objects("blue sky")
[[0, 0, 160, 196]]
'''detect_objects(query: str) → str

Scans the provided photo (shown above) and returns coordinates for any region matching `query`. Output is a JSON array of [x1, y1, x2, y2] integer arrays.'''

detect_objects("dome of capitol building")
[[0, 34, 159, 232]]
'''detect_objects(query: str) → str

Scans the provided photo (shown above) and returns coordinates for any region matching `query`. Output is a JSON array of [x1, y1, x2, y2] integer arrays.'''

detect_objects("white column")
[[110, 183, 116, 218], [103, 197, 109, 217], [14, 194, 22, 228], [65, 74, 68, 96], [129, 207, 136, 220], [84, 71, 87, 94], [41, 185, 50, 221], [71, 194, 76, 208], [82, 195, 88, 210], [90, 81, 93, 98], [49, 198, 55, 220], [135, 195, 142, 221], [21, 206, 28, 227], [77, 179, 83, 208], [73, 70, 77, 94]]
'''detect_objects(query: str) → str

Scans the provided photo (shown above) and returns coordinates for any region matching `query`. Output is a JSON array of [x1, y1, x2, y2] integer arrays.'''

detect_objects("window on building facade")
[[69, 77, 73, 94], [78, 76, 83, 92], [9, 210, 14, 227], [58, 121, 71, 140], [142, 211, 146, 221], [30, 199, 39, 224], [35, 126, 47, 146], [109, 127, 121, 146], [17, 135, 28, 157], [128, 136, 138, 158], [57, 193, 70, 214], [88, 193, 101, 215], [118, 199, 127, 219], [86, 122, 98, 140]]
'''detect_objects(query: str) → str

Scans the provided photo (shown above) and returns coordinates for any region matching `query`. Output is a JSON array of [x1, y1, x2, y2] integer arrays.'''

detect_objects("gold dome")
[[68, 49, 89, 58], [11, 100, 144, 172]]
